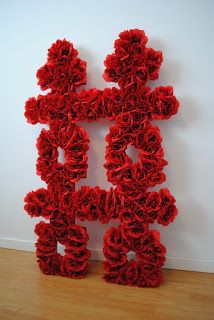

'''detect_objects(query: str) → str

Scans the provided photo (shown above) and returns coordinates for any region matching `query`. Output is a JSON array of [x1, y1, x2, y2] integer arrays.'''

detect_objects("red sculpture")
[[24, 29, 179, 287]]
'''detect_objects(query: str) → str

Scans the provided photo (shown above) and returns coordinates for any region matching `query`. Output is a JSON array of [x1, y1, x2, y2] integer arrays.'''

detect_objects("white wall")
[[0, 0, 214, 272]]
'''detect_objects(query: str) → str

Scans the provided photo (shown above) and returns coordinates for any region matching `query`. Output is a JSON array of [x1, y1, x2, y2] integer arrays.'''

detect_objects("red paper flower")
[[24, 188, 55, 218], [103, 29, 162, 88], [37, 39, 86, 94], [150, 86, 180, 120]]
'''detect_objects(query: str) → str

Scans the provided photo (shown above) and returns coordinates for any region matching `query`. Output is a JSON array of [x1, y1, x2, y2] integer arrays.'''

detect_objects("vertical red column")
[[24, 40, 92, 278], [102, 29, 179, 287]]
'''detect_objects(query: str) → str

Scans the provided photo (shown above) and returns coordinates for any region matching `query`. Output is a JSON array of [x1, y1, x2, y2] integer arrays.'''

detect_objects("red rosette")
[[50, 210, 75, 244], [121, 221, 148, 242], [78, 88, 104, 122], [38, 253, 62, 275], [66, 248, 91, 262], [35, 238, 57, 259], [67, 225, 89, 243], [24, 97, 39, 125], [65, 239, 87, 253], [47, 39, 78, 64], [103, 227, 128, 251], [24, 188, 56, 219], [149, 86, 180, 120], [116, 259, 139, 286], [135, 233, 166, 268], [156, 188, 178, 226], [158, 203, 178, 226], [139, 264, 164, 287], [34, 222, 56, 241], [60, 257, 88, 278]]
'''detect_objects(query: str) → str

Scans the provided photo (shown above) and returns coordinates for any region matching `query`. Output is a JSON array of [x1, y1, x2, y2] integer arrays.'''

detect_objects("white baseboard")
[[0, 238, 213, 273]]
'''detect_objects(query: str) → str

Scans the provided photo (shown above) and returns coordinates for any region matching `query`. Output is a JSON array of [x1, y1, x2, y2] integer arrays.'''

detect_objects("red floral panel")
[[24, 29, 179, 287]]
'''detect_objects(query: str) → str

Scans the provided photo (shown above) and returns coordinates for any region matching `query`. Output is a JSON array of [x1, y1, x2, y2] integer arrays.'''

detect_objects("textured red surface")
[[24, 29, 179, 287]]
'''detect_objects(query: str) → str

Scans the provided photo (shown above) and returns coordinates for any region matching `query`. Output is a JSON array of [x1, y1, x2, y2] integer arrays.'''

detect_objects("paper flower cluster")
[[24, 29, 179, 287]]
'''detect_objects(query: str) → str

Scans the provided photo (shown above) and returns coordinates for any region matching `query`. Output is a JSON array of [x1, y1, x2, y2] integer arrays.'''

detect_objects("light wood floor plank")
[[0, 248, 213, 320]]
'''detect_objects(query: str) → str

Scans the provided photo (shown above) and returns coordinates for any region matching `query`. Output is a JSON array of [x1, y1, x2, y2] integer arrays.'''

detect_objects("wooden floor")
[[0, 248, 214, 320]]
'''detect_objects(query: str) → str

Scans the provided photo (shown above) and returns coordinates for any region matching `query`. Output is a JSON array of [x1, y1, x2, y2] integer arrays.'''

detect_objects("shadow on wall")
[[154, 95, 206, 258], [145, 38, 206, 257]]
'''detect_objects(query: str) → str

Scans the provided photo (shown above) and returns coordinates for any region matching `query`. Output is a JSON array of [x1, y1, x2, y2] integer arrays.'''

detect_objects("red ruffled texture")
[[37, 39, 86, 94], [24, 29, 179, 286], [102, 227, 165, 287], [36, 124, 89, 184], [103, 29, 162, 88], [35, 222, 90, 277]]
